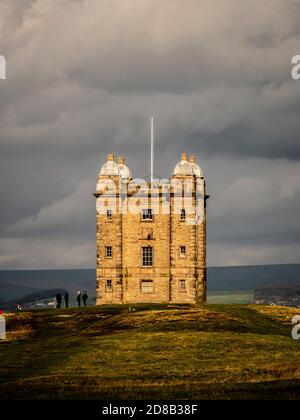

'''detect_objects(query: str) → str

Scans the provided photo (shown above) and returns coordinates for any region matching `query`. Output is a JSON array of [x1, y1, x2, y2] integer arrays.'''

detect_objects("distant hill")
[[0, 288, 67, 311], [254, 283, 300, 307], [207, 264, 300, 291], [0, 281, 37, 303], [0, 264, 300, 303], [0, 269, 95, 303]]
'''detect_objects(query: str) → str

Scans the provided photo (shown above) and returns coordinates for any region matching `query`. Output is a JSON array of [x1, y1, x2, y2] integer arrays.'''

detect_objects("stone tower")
[[94, 153, 208, 305]]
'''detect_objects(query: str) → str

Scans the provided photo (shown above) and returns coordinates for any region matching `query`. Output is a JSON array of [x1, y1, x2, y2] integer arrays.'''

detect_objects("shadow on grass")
[[1, 376, 300, 400]]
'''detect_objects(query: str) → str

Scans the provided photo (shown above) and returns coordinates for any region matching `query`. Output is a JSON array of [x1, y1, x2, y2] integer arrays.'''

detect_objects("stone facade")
[[94, 153, 208, 305]]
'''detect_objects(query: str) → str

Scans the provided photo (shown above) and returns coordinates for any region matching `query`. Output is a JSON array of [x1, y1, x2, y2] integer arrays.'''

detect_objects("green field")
[[207, 290, 253, 304], [0, 304, 300, 400]]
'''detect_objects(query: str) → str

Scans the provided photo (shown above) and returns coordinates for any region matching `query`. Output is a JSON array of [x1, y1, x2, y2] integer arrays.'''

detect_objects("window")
[[106, 209, 112, 221], [179, 279, 186, 291], [180, 246, 186, 258], [142, 208, 153, 221], [141, 280, 154, 293], [180, 209, 186, 221], [106, 280, 113, 291], [106, 246, 113, 258], [142, 246, 153, 267]]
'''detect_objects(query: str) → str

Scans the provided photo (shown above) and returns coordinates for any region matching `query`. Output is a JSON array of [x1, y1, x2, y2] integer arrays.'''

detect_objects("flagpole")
[[151, 117, 154, 185]]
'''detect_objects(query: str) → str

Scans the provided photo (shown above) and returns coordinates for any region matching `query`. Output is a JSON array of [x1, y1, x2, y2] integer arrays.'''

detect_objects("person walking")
[[82, 291, 88, 308], [76, 291, 81, 307], [64, 292, 69, 309], [56, 293, 62, 309]]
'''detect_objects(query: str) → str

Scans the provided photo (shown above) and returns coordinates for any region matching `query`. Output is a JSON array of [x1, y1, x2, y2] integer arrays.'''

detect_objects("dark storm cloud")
[[0, 0, 300, 267]]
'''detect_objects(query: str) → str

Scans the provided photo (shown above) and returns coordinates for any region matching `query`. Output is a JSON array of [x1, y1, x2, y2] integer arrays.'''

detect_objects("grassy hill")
[[1, 304, 300, 400]]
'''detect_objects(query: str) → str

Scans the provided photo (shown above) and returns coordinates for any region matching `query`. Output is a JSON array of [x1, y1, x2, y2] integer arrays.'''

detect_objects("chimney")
[[181, 152, 187, 161], [107, 153, 114, 161], [189, 155, 196, 164], [118, 156, 125, 165]]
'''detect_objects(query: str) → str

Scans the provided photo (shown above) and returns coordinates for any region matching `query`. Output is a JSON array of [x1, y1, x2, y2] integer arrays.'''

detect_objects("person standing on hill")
[[82, 291, 88, 308], [56, 293, 62, 309], [64, 292, 69, 309], [76, 291, 81, 307]]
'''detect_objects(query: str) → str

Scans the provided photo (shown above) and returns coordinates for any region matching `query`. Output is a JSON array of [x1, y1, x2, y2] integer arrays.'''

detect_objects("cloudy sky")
[[0, 0, 300, 269]]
